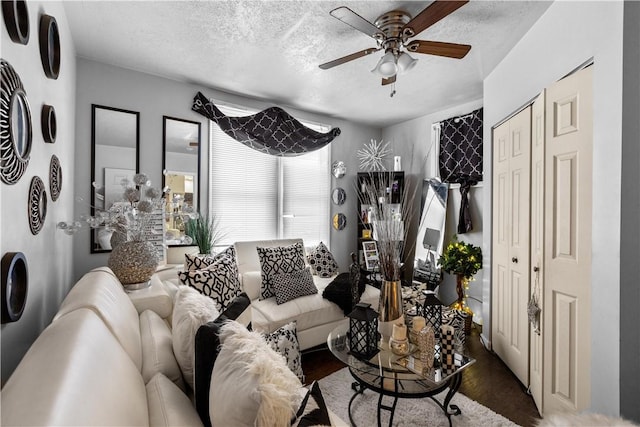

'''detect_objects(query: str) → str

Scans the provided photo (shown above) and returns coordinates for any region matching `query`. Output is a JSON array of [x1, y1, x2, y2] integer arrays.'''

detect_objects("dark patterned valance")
[[438, 107, 483, 234], [192, 92, 340, 156]]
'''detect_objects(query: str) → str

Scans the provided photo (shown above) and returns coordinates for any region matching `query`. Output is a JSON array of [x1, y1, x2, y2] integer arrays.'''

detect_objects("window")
[[209, 103, 331, 248]]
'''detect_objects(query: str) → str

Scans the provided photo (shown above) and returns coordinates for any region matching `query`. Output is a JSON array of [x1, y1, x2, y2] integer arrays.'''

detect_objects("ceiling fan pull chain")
[[390, 82, 396, 98]]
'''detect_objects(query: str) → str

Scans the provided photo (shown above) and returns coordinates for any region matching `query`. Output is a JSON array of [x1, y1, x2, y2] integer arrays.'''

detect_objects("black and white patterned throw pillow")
[[184, 253, 217, 271], [257, 243, 306, 300], [272, 267, 317, 305], [179, 247, 241, 311], [292, 381, 331, 427], [264, 321, 304, 382], [307, 242, 339, 278]]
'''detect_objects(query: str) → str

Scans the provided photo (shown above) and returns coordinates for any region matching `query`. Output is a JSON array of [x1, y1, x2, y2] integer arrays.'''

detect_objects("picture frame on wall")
[[362, 241, 379, 270]]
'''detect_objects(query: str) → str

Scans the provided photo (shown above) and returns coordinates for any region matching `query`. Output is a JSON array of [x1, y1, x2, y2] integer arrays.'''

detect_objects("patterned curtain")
[[192, 92, 341, 157], [438, 108, 483, 234]]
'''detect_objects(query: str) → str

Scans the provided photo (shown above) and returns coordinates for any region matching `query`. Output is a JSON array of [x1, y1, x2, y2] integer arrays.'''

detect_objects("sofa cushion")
[[241, 271, 263, 301], [272, 267, 318, 305], [257, 242, 307, 300], [307, 241, 339, 278], [195, 292, 252, 427], [234, 239, 304, 276], [53, 267, 143, 371], [1, 309, 148, 426], [146, 373, 204, 427], [209, 321, 302, 427], [322, 272, 367, 315], [140, 309, 185, 391], [264, 321, 304, 382], [172, 286, 220, 390]]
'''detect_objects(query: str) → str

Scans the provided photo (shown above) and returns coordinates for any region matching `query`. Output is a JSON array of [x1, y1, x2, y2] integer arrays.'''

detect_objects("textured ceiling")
[[63, 1, 551, 127]]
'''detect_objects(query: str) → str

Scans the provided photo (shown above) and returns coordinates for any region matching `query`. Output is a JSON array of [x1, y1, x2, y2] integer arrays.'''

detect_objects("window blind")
[[210, 104, 330, 248]]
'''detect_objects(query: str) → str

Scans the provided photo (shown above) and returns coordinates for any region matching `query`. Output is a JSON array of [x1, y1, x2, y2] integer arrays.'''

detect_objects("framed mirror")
[[162, 116, 201, 245], [91, 104, 140, 253]]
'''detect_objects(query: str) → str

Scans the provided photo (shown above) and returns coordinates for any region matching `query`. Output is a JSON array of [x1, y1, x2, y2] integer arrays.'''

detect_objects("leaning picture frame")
[[362, 241, 379, 270]]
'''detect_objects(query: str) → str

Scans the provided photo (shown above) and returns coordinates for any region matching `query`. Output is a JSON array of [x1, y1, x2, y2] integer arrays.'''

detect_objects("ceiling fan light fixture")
[[371, 51, 397, 78], [397, 52, 418, 74]]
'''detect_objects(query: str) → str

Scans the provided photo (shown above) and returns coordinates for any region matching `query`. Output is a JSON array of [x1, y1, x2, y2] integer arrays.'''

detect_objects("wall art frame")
[[2, 0, 29, 44], [49, 154, 61, 201], [39, 14, 60, 79], [28, 176, 47, 235], [1, 252, 28, 324], [0, 59, 32, 185], [41, 104, 56, 143]]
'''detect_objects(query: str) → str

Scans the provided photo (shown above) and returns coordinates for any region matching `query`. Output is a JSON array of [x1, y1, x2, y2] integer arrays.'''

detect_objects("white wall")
[[73, 58, 380, 280], [0, 1, 76, 384], [382, 99, 484, 320], [483, 1, 625, 415]]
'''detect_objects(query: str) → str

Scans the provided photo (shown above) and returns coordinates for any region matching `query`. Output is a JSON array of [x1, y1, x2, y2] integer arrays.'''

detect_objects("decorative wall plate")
[[39, 14, 60, 79], [41, 104, 56, 143], [331, 160, 346, 178], [2, 0, 29, 44], [332, 213, 347, 230], [28, 176, 47, 235], [331, 187, 346, 205], [1, 252, 28, 324], [0, 59, 32, 185], [49, 155, 61, 201]]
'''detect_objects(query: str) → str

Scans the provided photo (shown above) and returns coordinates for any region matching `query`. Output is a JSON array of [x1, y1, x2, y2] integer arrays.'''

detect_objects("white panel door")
[[529, 92, 545, 415], [492, 106, 531, 386], [543, 66, 592, 414]]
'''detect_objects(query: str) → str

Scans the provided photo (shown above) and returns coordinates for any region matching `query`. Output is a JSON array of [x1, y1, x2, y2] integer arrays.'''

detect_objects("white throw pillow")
[[210, 320, 302, 427], [172, 286, 220, 390]]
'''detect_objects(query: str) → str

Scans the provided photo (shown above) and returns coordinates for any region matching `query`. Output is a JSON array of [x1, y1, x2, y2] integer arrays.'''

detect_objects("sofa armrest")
[[127, 275, 173, 319]]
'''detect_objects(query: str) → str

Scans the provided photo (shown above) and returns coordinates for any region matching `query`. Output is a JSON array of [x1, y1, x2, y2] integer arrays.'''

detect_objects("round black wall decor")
[[332, 213, 347, 230], [49, 155, 61, 201], [0, 59, 32, 185], [2, 0, 29, 45], [1, 252, 28, 324], [38, 14, 60, 79], [28, 176, 47, 235], [41, 104, 56, 143]]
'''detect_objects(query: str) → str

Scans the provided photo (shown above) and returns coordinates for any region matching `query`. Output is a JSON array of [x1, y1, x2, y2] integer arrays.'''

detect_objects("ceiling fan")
[[319, 0, 471, 92]]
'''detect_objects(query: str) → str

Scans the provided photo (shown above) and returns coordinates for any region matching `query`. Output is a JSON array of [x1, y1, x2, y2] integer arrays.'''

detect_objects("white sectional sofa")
[[1, 265, 349, 426], [234, 238, 381, 350], [1, 267, 201, 427]]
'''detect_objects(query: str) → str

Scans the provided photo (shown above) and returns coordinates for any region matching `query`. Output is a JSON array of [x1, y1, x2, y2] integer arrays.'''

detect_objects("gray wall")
[[73, 58, 380, 280], [484, 1, 626, 416], [1, 1, 77, 384], [620, 1, 640, 421]]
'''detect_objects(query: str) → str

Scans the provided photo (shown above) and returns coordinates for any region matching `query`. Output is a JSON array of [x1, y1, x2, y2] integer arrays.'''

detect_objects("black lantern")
[[421, 290, 442, 333], [348, 302, 379, 359]]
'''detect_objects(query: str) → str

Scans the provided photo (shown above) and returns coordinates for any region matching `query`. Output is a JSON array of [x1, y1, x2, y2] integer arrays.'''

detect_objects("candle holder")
[[389, 336, 410, 356], [348, 302, 379, 359]]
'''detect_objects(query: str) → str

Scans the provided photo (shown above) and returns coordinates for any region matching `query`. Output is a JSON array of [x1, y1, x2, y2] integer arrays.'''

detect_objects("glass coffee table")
[[327, 324, 475, 427]]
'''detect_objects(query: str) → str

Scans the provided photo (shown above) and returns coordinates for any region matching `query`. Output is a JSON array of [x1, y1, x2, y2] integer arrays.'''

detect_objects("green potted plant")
[[185, 213, 225, 255], [439, 235, 482, 323]]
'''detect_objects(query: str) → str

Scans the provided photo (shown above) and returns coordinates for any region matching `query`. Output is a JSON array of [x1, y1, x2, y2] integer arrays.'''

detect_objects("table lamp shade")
[[348, 302, 379, 359]]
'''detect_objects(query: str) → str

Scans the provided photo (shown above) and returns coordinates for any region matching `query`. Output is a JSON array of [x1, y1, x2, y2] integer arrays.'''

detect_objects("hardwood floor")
[[302, 326, 542, 427]]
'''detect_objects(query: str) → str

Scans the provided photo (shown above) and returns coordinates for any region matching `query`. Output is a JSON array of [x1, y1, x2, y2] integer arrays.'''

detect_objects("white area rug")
[[319, 368, 519, 427]]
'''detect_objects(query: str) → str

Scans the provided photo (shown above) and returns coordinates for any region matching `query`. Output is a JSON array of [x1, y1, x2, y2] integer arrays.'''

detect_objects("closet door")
[[529, 92, 545, 415], [492, 106, 531, 386], [543, 66, 592, 414]]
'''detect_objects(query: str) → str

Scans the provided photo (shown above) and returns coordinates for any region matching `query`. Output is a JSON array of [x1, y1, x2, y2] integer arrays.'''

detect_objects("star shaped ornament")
[[357, 139, 391, 171]]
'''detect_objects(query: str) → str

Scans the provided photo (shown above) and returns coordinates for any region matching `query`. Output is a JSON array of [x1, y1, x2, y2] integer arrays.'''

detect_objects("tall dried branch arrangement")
[[357, 171, 416, 282]]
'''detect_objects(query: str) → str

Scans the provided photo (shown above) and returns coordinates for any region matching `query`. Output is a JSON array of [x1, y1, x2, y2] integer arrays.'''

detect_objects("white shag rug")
[[319, 368, 519, 427]]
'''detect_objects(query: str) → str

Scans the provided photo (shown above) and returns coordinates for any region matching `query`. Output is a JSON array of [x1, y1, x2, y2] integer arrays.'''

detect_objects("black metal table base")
[[347, 368, 463, 427]]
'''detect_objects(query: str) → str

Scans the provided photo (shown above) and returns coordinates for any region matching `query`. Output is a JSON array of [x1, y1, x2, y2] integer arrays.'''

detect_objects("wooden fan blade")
[[402, 0, 468, 38], [382, 75, 396, 86], [319, 47, 380, 70], [406, 40, 471, 59], [330, 6, 384, 39]]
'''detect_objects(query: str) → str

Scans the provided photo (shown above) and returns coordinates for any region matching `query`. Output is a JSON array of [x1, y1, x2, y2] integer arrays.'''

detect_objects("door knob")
[[512, 257, 518, 263], [533, 266, 539, 272]]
